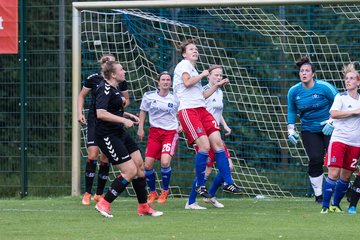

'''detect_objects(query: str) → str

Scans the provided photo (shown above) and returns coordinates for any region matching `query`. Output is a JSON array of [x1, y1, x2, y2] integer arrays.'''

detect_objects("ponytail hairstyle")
[[102, 60, 118, 80], [99, 53, 115, 66], [343, 62, 359, 79], [296, 56, 316, 73]]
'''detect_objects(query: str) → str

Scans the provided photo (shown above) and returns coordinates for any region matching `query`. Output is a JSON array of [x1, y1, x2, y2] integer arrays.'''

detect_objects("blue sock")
[[188, 176, 208, 205], [188, 177, 198, 205], [195, 151, 208, 186], [209, 172, 224, 197], [215, 150, 233, 185], [333, 179, 350, 206], [144, 168, 156, 192], [322, 177, 336, 208], [161, 166, 172, 191]]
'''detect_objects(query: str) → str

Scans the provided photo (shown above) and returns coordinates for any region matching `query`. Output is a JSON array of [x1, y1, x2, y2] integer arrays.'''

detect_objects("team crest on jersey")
[[296, 95, 300, 100], [348, 105, 352, 108], [168, 103, 173, 108], [197, 127, 203, 133], [312, 94, 319, 99], [331, 156, 337, 163]]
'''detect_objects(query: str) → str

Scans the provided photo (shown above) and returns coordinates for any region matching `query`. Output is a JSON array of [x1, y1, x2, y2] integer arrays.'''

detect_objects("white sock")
[[309, 174, 323, 196]]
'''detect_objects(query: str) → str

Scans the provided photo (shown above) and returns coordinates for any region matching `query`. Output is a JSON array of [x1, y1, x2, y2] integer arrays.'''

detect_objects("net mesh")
[[79, 4, 360, 198]]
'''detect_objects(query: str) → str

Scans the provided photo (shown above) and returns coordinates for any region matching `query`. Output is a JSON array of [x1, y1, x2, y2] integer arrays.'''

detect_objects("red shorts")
[[178, 107, 220, 145], [145, 128, 179, 160], [194, 142, 230, 167], [324, 141, 360, 172]]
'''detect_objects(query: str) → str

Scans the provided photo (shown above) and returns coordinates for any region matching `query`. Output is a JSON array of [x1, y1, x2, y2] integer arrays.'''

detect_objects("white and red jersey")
[[140, 90, 179, 130], [330, 91, 360, 146], [203, 84, 223, 124], [173, 59, 206, 110]]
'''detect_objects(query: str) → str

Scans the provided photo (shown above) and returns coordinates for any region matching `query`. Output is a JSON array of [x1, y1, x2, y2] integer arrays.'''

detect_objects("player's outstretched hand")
[[287, 124, 299, 145], [177, 125, 183, 133], [201, 69, 209, 78], [224, 125, 231, 136], [137, 128, 144, 141], [78, 114, 86, 125], [131, 115, 140, 125], [320, 119, 334, 135], [124, 112, 140, 124], [216, 78, 229, 87], [123, 119, 135, 128], [287, 128, 299, 145]]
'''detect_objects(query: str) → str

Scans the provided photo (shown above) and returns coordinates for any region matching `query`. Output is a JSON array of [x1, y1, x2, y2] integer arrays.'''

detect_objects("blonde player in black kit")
[[94, 61, 162, 218], [78, 54, 129, 205]]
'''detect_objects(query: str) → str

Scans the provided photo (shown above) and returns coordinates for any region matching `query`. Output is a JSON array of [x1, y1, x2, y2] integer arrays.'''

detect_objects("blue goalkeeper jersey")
[[287, 79, 338, 133]]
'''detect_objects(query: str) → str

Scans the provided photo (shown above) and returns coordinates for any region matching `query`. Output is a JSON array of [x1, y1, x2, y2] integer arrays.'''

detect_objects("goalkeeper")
[[287, 56, 338, 204]]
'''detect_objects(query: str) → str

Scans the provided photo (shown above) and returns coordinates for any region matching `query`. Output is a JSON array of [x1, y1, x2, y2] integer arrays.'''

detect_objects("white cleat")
[[185, 202, 207, 210], [137, 203, 163, 217], [203, 197, 224, 208], [138, 210, 164, 217]]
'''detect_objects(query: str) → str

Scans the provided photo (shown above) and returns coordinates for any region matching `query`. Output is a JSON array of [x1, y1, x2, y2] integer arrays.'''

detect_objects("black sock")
[[96, 162, 109, 195], [85, 159, 97, 193], [350, 176, 360, 208], [104, 175, 129, 203], [132, 177, 147, 204]]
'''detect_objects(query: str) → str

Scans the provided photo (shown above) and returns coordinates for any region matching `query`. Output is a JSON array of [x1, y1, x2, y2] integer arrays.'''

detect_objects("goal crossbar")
[[73, 0, 360, 10]]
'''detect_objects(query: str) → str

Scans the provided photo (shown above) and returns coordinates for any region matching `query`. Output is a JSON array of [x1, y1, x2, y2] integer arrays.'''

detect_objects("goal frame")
[[71, 0, 359, 196]]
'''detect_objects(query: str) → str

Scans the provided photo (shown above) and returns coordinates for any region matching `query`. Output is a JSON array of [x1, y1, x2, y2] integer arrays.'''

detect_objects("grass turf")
[[0, 196, 357, 240]]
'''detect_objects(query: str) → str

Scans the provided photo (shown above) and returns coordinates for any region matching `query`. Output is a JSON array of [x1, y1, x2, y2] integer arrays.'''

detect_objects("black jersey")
[[84, 72, 104, 115], [84, 72, 128, 115], [95, 80, 125, 136]]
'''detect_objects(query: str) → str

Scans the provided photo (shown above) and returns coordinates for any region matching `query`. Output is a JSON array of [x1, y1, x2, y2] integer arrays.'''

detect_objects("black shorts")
[[86, 111, 97, 147], [96, 131, 139, 165], [301, 131, 330, 164]]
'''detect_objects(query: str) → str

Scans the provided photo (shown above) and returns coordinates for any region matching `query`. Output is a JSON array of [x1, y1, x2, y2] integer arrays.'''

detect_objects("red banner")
[[0, 0, 18, 54]]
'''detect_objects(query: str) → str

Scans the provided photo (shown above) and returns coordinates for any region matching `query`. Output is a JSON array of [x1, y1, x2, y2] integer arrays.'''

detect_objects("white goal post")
[[72, 0, 360, 196]]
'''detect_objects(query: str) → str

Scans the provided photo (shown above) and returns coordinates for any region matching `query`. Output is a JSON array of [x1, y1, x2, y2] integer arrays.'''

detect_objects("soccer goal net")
[[72, 1, 360, 198]]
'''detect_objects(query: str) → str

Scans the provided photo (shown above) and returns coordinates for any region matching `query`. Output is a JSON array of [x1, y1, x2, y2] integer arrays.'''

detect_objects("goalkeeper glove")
[[287, 124, 299, 145], [320, 119, 334, 135]]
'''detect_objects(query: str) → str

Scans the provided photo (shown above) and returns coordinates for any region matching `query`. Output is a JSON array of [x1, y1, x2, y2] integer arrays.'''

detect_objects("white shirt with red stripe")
[[330, 91, 360, 146], [173, 59, 206, 111], [140, 90, 179, 130], [203, 84, 223, 124]]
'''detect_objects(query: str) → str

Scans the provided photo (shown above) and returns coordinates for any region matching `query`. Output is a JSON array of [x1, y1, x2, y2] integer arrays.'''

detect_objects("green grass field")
[[0, 196, 357, 240]]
